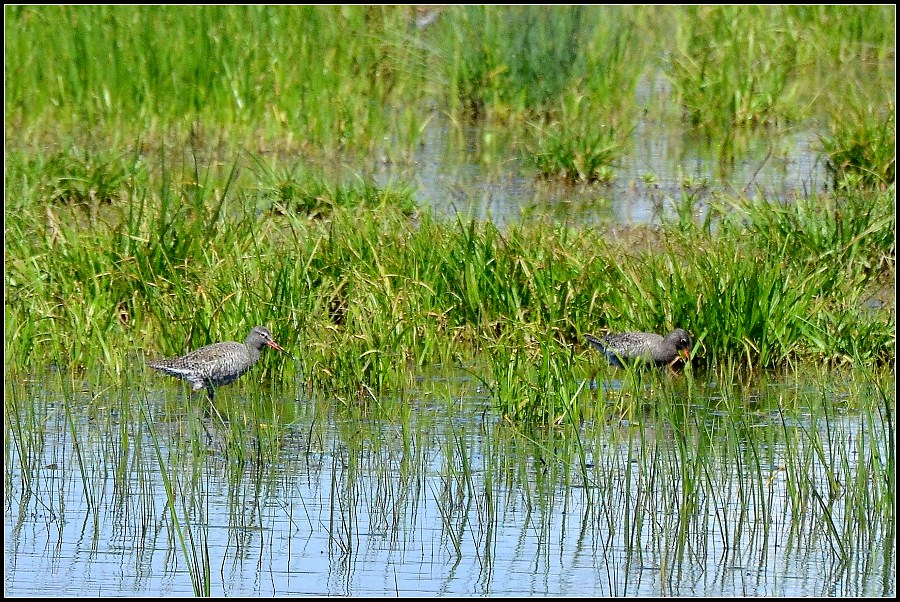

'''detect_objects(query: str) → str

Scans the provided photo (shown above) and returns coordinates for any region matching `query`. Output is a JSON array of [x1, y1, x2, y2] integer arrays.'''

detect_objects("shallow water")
[[4, 368, 894, 597], [371, 108, 827, 229]]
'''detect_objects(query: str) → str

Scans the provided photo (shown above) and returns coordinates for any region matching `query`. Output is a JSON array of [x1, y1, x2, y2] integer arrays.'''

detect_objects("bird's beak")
[[268, 338, 300, 361]]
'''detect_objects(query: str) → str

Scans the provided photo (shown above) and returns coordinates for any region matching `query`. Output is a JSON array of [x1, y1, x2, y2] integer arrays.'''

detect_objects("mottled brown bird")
[[147, 326, 286, 400], [585, 328, 692, 368]]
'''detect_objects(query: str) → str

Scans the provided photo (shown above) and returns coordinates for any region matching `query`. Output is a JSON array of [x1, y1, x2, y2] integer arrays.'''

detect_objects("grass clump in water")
[[819, 102, 895, 193], [668, 6, 803, 132], [441, 6, 594, 117]]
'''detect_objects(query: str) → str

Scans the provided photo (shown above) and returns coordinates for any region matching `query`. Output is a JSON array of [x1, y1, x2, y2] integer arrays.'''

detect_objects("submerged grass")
[[3, 343, 894, 594], [143, 401, 212, 596], [582, 364, 895, 573]]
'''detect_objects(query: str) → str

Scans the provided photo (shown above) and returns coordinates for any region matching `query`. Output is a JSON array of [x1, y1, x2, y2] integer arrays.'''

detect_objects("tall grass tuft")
[[525, 9, 644, 183], [668, 6, 801, 137], [819, 102, 895, 193], [440, 6, 594, 117], [249, 156, 419, 218]]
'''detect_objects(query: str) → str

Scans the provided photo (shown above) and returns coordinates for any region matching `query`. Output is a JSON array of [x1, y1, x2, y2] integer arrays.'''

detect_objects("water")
[[371, 109, 828, 229], [4, 370, 894, 597], [2, 88, 885, 598]]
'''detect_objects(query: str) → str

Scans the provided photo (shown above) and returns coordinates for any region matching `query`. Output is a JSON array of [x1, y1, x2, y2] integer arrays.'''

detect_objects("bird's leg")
[[199, 417, 214, 445]]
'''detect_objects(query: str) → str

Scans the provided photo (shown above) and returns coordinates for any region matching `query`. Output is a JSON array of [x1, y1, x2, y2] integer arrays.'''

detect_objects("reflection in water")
[[4, 369, 894, 596]]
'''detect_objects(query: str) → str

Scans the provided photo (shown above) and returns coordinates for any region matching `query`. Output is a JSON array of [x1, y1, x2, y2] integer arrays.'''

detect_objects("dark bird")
[[585, 328, 692, 368], [147, 326, 287, 400]]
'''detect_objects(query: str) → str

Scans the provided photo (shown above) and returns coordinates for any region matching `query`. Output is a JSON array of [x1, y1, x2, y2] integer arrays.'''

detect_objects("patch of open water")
[[4, 369, 894, 597], [371, 110, 828, 229]]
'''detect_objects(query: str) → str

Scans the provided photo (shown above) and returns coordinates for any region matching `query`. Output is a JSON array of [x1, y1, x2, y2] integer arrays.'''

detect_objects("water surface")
[[4, 367, 894, 597]]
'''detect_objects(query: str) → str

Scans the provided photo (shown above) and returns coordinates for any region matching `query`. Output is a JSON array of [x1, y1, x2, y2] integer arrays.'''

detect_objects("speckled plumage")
[[147, 326, 285, 400], [585, 328, 692, 368]]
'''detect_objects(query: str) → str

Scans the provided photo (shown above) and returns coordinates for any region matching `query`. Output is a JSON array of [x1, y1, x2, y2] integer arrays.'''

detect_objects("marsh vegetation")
[[4, 5, 895, 596]]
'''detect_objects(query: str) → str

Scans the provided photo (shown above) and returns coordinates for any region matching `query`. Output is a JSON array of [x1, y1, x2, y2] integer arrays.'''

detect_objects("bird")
[[147, 325, 287, 400], [585, 328, 692, 369]]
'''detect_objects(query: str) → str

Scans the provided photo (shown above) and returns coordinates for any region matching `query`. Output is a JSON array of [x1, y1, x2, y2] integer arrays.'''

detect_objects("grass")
[[819, 101, 895, 193], [668, 6, 803, 130], [3, 6, 895, 595], [6, 6, 893, 175], [5, 147, 894, 417], [5, 6, 431, 153]]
